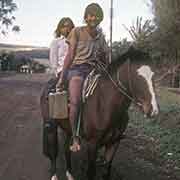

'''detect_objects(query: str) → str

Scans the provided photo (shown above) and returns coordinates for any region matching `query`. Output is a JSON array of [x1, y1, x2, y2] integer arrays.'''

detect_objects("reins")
[[95, 60, 143, 107], [126, 58, 142, 107]]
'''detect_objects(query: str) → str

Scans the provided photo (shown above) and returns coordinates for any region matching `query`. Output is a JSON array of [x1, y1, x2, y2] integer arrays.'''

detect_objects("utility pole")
[[109, 0, 113, 63]]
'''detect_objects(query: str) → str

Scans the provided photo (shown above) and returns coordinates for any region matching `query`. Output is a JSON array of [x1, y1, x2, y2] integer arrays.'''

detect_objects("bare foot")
[[51, 174, 58, 180], [66, 171, 74, 180], [70, 141, 81, 152]]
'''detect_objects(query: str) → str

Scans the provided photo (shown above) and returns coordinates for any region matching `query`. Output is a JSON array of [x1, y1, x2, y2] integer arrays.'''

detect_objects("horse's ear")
[[128, 46, 151, 64]]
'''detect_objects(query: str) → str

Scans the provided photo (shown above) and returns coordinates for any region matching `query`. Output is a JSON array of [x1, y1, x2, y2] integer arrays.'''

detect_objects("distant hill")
[[0, 43, 49, 59], [0, 43, 47, 51], [15, 49, 49, 59]]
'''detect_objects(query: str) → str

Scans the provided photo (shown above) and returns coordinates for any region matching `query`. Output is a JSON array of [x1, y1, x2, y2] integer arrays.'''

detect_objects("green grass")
[[129, 87, 180, 165]]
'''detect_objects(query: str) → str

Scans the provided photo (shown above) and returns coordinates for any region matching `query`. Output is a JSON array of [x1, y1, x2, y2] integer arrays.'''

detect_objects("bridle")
[[126, 58, 142, 107], [96, 60, 143, 108]]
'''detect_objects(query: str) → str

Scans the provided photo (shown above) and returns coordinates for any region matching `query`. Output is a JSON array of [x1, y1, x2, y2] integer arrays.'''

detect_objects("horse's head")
[[110, 47, 159, 117], [129, 62, 159, 117]]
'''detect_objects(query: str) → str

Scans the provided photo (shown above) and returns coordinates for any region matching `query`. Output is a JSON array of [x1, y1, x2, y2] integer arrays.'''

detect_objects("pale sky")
[[0, 0, 152, 47]]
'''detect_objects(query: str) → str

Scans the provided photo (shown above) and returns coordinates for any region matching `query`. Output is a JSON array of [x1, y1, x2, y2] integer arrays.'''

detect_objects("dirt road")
[[0, 73, 179, 180], [0, 73, 50, 180]]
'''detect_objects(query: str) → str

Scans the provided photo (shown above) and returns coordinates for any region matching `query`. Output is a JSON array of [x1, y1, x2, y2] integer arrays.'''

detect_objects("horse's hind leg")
[[41, 108, 58, 176], [43, 119, 58, 176], [40, 83, 58, 177], [56, 130, 73, 180]]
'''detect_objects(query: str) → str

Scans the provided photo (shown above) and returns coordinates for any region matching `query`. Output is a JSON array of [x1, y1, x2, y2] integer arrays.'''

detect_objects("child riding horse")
[[57, 3, 109, 152]]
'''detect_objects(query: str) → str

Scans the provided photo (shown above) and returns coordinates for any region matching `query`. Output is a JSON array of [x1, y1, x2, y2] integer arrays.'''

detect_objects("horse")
[[40, 47, 159, 180]]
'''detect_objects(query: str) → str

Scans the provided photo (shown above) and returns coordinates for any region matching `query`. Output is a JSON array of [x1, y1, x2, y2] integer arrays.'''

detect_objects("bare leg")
[[68, 76, 84, 152]]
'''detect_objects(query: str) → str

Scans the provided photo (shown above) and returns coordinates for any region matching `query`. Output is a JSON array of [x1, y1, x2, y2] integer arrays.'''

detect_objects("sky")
[[0, 0, 153, 47]]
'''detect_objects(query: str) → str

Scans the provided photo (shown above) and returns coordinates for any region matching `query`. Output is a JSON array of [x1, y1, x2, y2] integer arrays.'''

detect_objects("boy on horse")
[[57, 3, 109, 152]]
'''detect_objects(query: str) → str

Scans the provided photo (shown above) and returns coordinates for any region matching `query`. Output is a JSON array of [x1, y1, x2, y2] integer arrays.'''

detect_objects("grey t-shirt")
[[67, 26, 108, 66]]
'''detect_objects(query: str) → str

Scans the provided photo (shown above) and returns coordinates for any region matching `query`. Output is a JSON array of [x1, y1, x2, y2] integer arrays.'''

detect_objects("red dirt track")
[[0, 73, 179, 180]]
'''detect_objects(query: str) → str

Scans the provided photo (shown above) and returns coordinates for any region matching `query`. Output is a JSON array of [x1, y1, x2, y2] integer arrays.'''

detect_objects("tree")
[[0, 0, 20, 35], [149, 0, 180, 64], [124, 16, 155, 51], [0, 51, 9, 70]]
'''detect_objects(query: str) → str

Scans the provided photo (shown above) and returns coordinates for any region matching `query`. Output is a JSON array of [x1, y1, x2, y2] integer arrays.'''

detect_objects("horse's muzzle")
[[143, 103, 159, 118], [150, 108, 159, 117]]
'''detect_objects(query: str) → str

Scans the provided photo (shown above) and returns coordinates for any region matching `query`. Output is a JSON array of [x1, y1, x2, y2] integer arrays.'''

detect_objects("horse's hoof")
[[66, 171, 74, 180], [51, 174, 58, 180]]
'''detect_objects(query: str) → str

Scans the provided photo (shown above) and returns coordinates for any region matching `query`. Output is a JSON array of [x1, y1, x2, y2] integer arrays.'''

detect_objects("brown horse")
[[40, 48, 159, 180]]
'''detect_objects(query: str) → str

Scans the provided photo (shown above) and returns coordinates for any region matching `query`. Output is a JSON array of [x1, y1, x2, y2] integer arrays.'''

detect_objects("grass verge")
[[128, 87, 180, 166]]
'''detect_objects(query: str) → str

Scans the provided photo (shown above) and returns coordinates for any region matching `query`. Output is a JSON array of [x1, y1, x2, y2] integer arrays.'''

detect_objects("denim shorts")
[[67, 63, 93, 81]]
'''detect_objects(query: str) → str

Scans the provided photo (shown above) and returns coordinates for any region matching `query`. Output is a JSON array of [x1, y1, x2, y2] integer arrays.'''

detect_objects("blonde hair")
[[55, 17, 74, 38]]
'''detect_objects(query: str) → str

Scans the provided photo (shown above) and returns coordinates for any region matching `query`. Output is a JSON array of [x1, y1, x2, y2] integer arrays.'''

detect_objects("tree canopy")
[[124, 1, 180, 65], [0, 0, 20, 35], [123, 16, 155, 51], [149, 0, 180, 64]]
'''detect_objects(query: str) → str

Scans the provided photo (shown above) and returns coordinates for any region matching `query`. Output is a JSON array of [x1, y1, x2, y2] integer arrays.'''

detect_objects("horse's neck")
[[117, 61, 131, 93], [100, 63, 131, 106]]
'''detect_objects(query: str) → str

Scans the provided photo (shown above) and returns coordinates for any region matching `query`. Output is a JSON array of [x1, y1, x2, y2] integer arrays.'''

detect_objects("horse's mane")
[[108, 46, 151, 73]]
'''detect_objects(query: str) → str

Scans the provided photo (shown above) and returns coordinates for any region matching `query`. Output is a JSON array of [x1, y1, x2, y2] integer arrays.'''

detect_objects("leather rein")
[[96, 60, 143, 108]]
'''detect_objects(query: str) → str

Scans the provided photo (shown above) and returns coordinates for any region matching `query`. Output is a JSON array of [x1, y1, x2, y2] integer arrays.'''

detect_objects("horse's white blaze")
[[66, 171, 74, 180], [137, 65, 159, 116]]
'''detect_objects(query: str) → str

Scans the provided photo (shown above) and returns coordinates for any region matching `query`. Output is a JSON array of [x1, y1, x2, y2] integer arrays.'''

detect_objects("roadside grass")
[[128, 87, 180, 166]]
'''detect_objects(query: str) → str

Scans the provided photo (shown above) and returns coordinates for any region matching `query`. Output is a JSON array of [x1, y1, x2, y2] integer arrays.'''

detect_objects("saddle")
[[48, 69, 101, 120]]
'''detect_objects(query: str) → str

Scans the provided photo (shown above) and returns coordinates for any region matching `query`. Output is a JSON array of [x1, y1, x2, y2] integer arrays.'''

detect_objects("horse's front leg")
[[42, 119, 58, 178], [56, 131, 75, 180], [64, 136, 75, 180], [101, 112, 129, 179], [87, 142, 97, 180], [103, 140, 120, 180]]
